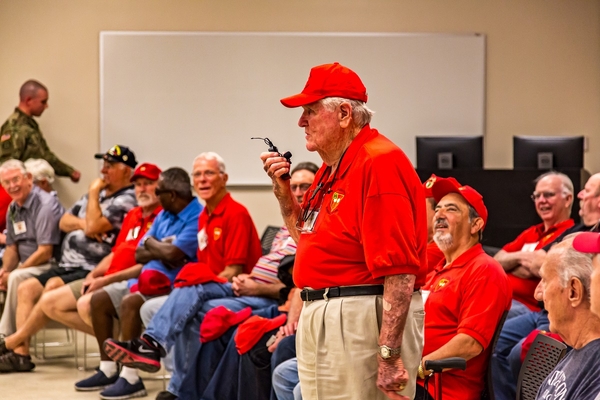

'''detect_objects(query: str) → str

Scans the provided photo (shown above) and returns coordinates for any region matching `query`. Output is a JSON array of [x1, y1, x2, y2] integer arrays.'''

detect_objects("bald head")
[[19, 80, 47, 102]]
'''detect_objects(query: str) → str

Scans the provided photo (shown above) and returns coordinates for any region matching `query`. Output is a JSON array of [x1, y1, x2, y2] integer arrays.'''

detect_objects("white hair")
[[24, 158, 55, 183], [320, 97, 375, 128], [0, 159, 27, 176], [548, 234, 593, 300], [193, 152, 226, 173]]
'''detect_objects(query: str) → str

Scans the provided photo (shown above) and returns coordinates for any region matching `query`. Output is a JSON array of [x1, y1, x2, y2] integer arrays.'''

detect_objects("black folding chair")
[[515, 333, 567, 400], [260, 225, 280, 255]]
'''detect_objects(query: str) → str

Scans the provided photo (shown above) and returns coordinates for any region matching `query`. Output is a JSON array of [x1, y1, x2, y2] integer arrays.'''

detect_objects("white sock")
[[99, 360, 117, 377], [120, 366, 140, 385]]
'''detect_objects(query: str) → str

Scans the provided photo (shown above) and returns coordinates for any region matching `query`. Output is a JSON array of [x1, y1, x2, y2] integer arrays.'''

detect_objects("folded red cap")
[[137, 269, 172, 296], [431, 177, 488, 229], [573, 232, 600, 254], [200, 306, 252, 343], [174, 262, 228, 288], [280, 62, 368, 108], [131, 163, 162, 182], [234, 314, 287, 355]]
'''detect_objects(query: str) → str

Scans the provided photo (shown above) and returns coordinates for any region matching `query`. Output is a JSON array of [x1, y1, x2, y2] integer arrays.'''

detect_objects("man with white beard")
[[416, 177, 511, 400]]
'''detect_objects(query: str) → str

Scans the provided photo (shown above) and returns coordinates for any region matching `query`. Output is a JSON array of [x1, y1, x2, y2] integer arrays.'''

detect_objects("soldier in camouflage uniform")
[[0, 80, 81, 182]]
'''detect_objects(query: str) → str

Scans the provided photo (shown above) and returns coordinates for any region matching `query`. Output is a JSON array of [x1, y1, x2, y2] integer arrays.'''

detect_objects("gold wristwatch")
[[378, 345, 401, 359]]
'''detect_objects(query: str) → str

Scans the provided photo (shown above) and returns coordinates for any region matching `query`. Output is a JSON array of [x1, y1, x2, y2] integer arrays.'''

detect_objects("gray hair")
[[0, 159, 27, 176], [19, 80, 47, 101], [24, 159, 55, 183], [535, 171, 574, 197], [194, 152, 226, 174], [320, 97, 374, 129], [467, 204, 483, 242], [548, 234, 593, 301]]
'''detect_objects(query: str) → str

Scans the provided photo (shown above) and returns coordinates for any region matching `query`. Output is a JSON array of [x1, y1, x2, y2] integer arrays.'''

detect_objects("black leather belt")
[[300, 285, 384, 301]]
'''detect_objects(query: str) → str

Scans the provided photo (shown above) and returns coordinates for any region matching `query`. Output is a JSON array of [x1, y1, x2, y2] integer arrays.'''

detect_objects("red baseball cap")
[[423, 174, 438, 198], [280, 62, 368, 108], [131, 163, 162, 182], [200, 306, 252, 343], [573, 232, 600, 254], [431, 177, 488, 229], [234, 314, 287, 355], [135, 269, 171, 296]]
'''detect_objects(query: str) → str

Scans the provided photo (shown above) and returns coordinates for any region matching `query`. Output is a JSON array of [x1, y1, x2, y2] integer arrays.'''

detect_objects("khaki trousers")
[[0, 263, 52, 335], [297, 290, 424, 400]]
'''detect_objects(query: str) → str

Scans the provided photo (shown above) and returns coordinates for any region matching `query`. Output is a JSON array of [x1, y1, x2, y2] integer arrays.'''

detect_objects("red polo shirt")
[[427, 241, 445, 274], [294, 125, 428, 290], [502, 219, 573, 310], [174, 193, 262, 287], [106, 205, 163, 275], [420, 244, 511, 400]]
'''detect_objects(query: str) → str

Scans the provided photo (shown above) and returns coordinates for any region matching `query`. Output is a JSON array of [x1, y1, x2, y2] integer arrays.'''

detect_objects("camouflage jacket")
[[0, 108, 75, 177]]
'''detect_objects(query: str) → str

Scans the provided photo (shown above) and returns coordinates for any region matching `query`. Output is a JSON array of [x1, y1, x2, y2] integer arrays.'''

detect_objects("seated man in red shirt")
[[417, 177, 511, 400], [423, 174, 450, 274], [494, 171, 574, 317]]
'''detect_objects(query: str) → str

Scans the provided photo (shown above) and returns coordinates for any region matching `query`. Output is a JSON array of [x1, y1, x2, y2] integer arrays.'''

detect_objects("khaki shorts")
[[68, 279, 85, 300], [297, 290, 424, 400]]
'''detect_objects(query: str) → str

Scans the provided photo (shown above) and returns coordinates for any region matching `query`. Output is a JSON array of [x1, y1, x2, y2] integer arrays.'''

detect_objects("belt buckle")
[[301, 289, 312, 302], [322, 287, 329, 301]]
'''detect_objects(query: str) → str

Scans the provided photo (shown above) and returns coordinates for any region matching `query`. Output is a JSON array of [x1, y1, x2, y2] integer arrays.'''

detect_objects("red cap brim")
[[280, 93, 325, 108], [573, 232, 600, 254]]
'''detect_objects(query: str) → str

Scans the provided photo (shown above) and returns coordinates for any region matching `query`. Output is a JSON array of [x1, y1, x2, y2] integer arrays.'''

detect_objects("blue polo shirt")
[[129, 198, 202, 287]]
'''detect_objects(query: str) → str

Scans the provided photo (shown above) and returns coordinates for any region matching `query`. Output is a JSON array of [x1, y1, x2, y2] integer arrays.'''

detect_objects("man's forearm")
[[219, 264, 243, 282], [104, 264, 143, 285], [59, 214, 85, 233], [85, 190, 105, 234], [273, 182, 302, 244], [252, 281, 286, 299], [285, 288, 303, 325], [19, 245, 53, 269], [91, 253, 113, 278], [423, 333, 483, 366], [378, 274, 416, 349], [2, 246, 19, 272], [493, 250, 520, 272], [143, 238, 187, 263]]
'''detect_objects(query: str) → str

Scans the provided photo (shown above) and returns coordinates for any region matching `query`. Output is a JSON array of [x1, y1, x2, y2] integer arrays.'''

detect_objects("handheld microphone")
[[252, 137, 292, 180]]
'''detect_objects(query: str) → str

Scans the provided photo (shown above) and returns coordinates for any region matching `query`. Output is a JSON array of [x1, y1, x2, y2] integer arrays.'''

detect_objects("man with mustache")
[[0, 159, 64, 338], [0, 145, 137, 373], [417, 177, 511, 400]]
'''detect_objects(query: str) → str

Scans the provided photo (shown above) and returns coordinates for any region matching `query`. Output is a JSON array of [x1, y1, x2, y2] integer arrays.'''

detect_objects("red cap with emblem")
[[431, 177, 488, 229], [234, 314, 287, 355], [131, 163, 162, 182], [200, 306, 252, 343]]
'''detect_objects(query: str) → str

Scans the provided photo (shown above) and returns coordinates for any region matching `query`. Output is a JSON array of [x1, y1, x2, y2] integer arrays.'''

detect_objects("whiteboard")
[[100, 32, 485, 185]]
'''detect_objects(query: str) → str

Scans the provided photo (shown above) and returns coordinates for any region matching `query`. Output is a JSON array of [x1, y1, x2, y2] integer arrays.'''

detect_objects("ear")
[[338, 102, 352, 129], [568, 277, 585, 307], [565, 193, 573, 209], [470, 217, 484, 236], [222, 173, 229, 184]]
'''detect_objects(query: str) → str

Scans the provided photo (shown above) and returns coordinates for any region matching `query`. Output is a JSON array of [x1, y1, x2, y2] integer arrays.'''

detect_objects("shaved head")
[[19, 80, 47, 101]]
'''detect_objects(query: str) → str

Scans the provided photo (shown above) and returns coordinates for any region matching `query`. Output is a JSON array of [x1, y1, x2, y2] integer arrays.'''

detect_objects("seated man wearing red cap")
[[11, 163, 162, 346], [262, 63, 428, 400], [105, 160, 317, 400], [494, 171, 574, 318], [423, 174, 447, 275], [0, 145, 138, 373], [78, 166, 202, 399], [416, 177, 511, 400], [529, 234, 600, 400]]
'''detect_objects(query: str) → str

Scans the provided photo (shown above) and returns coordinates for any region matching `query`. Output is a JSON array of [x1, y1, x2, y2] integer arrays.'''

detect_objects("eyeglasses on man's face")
[[191, 170, 221, 180], [531, 191, 558, 201]]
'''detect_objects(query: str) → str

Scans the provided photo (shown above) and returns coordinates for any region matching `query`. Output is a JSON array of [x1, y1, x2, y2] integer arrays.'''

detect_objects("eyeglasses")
[[1, 175, 24, 187], [290, 183, 311, 192], [191, 170, 221, 179], [530, 191, 557, 201]]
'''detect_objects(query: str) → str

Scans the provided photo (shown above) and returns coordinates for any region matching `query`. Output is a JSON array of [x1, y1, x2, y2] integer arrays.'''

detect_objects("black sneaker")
[[74, 369, 119, 391], [0, 337, 8, 356], [99, 377, 147, 399], [0, 352, 35, 373], [156, 390, 178, 400], [104, 337, 161, 373]]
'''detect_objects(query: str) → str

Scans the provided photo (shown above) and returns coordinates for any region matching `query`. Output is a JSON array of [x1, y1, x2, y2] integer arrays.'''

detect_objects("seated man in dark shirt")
[[533, 234, 600, 400]]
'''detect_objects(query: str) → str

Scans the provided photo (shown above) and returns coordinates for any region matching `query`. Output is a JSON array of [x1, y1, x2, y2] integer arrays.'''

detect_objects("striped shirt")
[[250, 227, 296, 284]]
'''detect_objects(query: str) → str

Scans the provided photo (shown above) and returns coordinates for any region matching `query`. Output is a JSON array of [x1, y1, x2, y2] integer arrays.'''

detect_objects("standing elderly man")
[[0, 145, 137, 372], [0, 80, 80, 182], [494, 171, 574, 317], [0, 159, 64, 337], [262, 62, 428, 400], [530, 235, 600, 400], [416, 177, 511, 400]]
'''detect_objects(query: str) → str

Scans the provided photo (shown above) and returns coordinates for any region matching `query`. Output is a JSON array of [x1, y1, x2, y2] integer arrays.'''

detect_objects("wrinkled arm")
[[421, 333, 483, 374], [59, 213, 85, 233]]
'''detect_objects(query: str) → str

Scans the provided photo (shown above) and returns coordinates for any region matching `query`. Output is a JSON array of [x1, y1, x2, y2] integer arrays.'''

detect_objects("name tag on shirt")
[[198, 229, 208, 251], [13, 221, 26, 235], [126, 226, 141, 241], [521, 242, 539, 252]]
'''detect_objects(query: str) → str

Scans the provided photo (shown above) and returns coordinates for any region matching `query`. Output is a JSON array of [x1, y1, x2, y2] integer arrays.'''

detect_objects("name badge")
[[198, 229, 208, 251], [13, 221, 26, 235], [521, 242, 538, 252], [126, 226, 141, 241]]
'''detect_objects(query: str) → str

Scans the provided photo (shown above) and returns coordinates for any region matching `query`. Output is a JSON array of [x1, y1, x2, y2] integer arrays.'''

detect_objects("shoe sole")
[[74, 384, 112, 392], [103, 342, 160, 373], [99, 388, 147, 400]]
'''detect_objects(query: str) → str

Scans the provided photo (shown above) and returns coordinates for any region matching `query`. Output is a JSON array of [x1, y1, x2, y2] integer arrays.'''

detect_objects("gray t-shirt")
[[5, 185, 65, 262], [59, 185, 136, 271], [536, 338, 600, 400]]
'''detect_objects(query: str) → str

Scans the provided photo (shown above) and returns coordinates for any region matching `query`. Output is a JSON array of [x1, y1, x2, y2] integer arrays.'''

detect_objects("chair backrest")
[[260, 225, 281, 255], [515, 333, 567, 400], [482, 310, 509, 400]]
